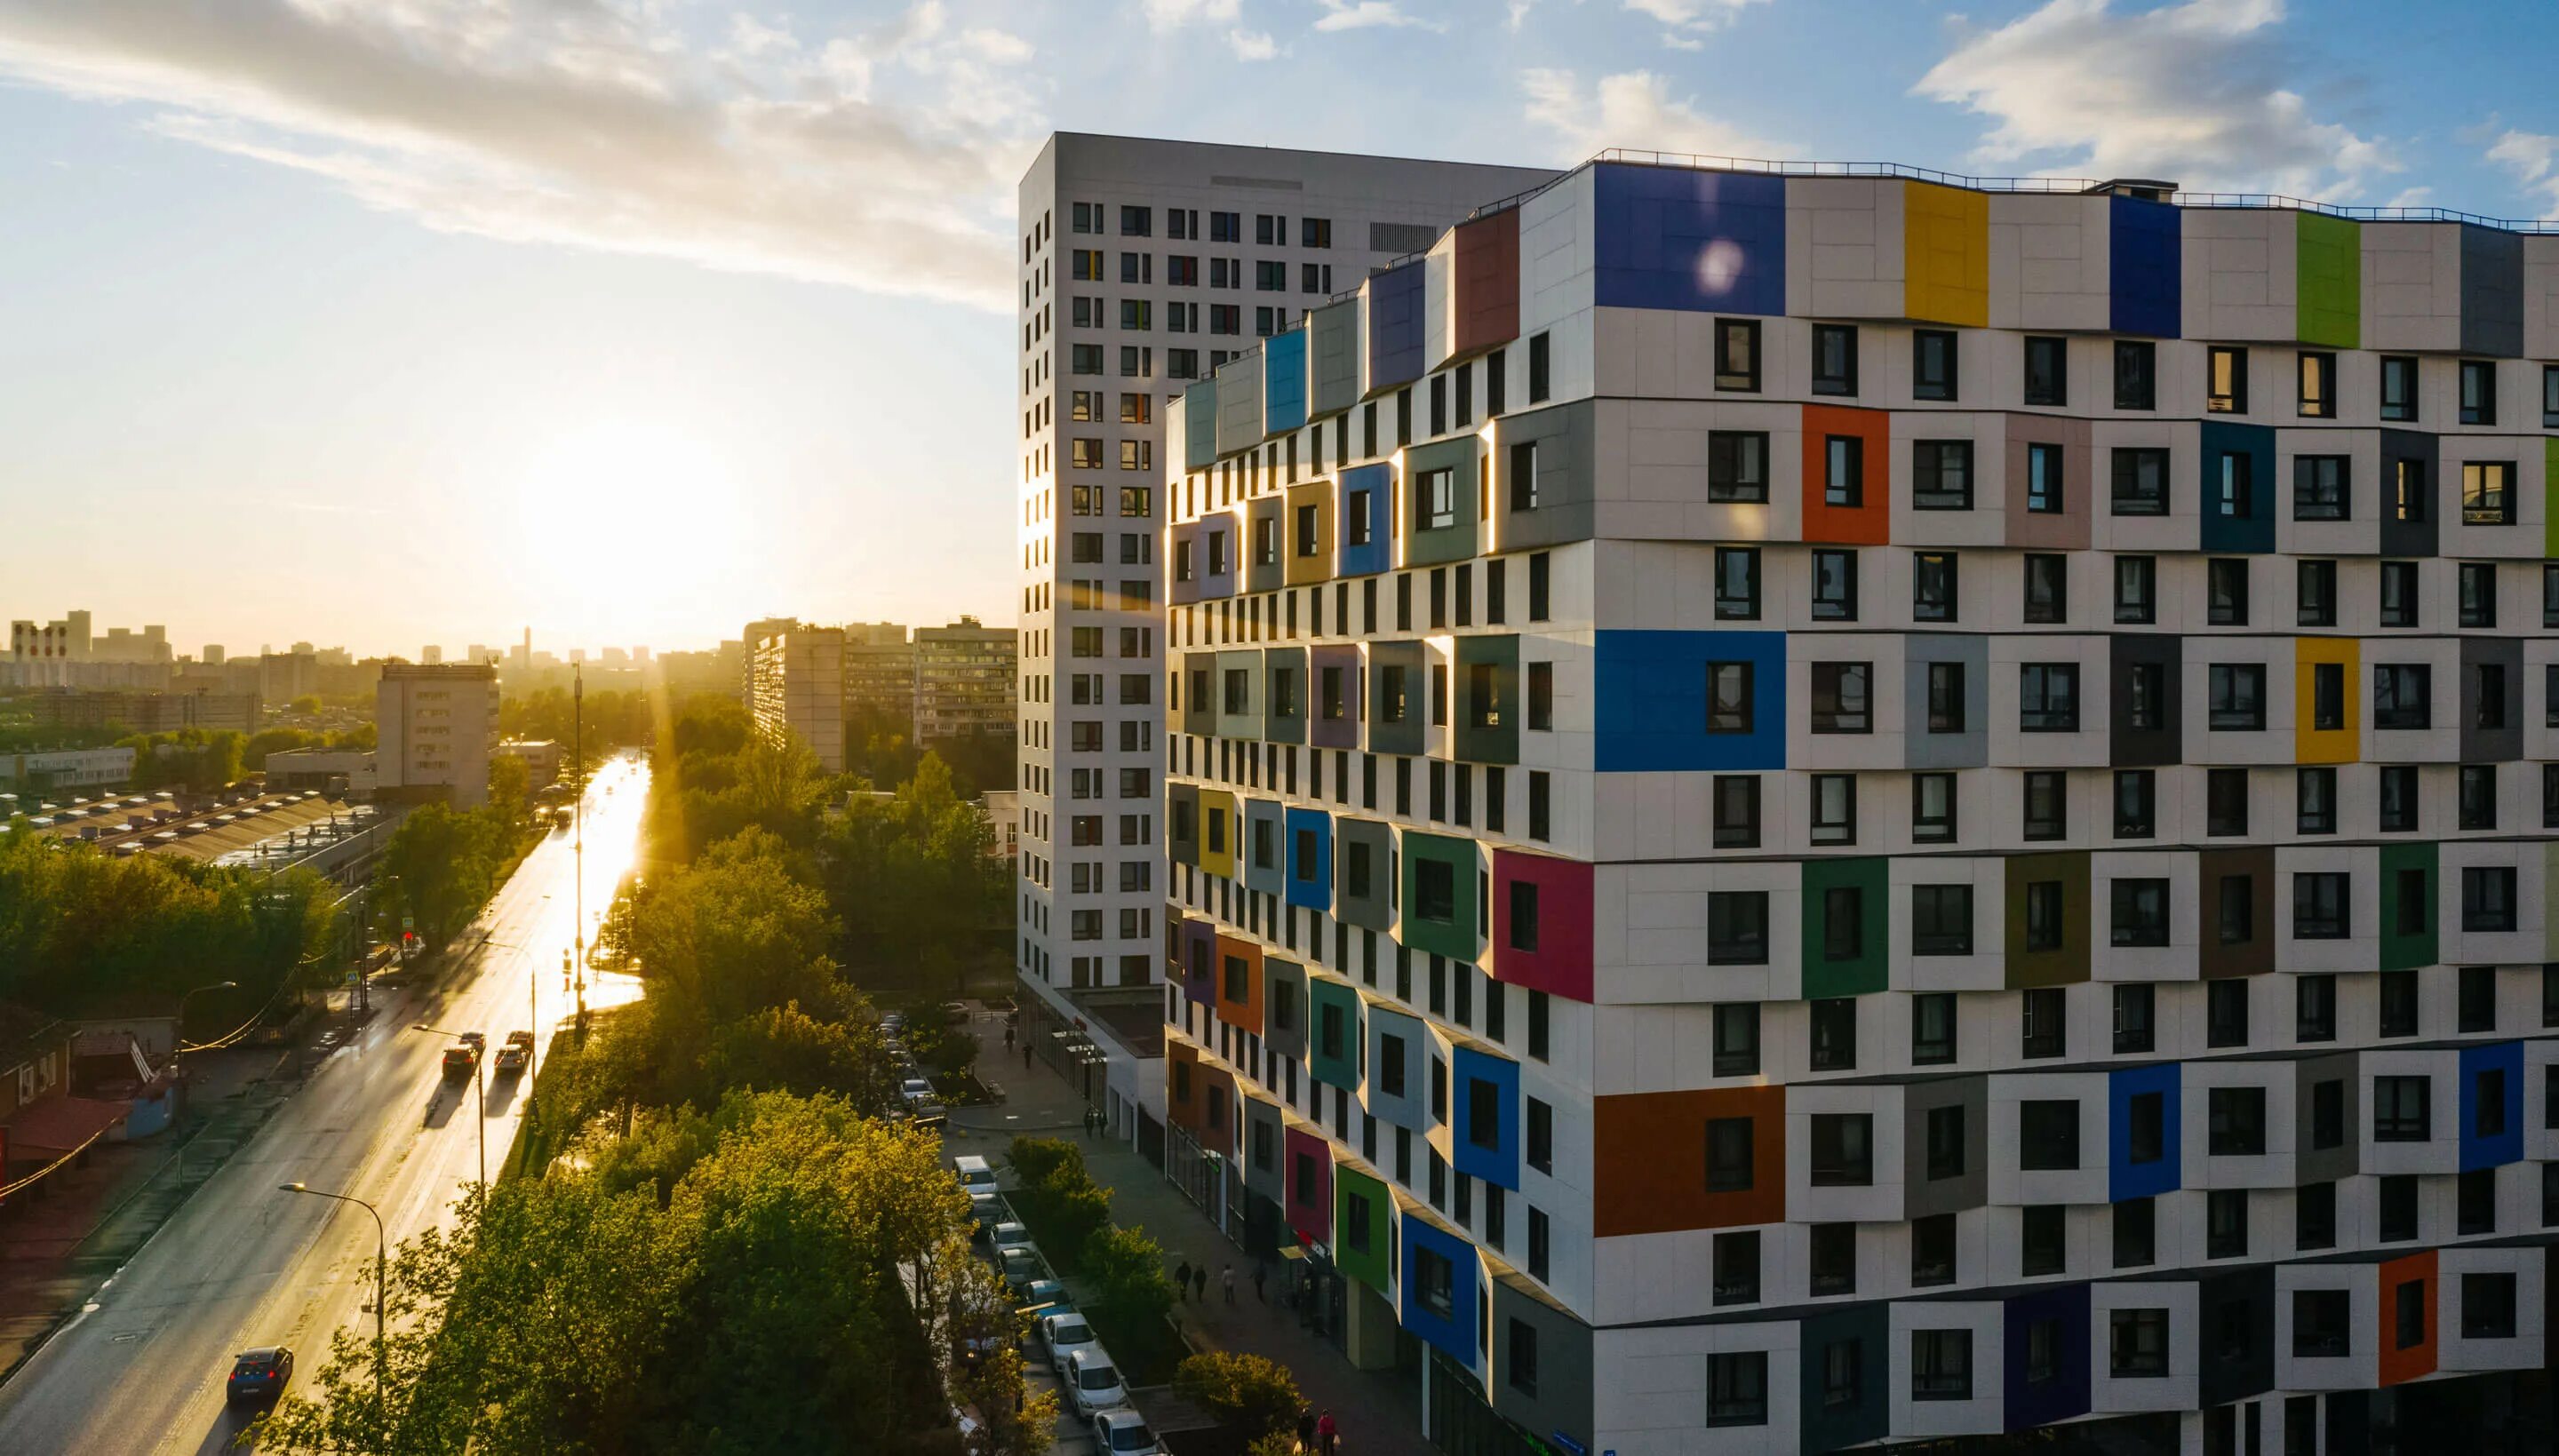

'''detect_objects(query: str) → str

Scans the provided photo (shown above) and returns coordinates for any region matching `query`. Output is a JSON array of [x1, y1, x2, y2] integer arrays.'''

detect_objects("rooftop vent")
[[2085, 179, 2179, 203]]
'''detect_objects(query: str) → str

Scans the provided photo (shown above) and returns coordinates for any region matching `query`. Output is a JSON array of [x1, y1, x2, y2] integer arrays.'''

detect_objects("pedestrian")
[[1003, 1025, 1015, 1054], [1023, 1042, 1032, 1071], [1174, 1260, 1192, 1301], [1193, 1265, 1208, 1302], [1317, 1408, 1337, 1456], [1296, 1405, 1316, 1452], [1253, 1257, 1269, 1302], [1222, 1262, 1237, 1304]]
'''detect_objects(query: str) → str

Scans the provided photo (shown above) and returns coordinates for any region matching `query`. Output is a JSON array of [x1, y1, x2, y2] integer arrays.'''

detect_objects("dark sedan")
[[226, 1347, 293, 1404]]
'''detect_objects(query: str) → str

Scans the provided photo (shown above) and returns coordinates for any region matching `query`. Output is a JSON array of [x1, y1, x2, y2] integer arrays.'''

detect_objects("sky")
[[4, 0, 2557, 658]]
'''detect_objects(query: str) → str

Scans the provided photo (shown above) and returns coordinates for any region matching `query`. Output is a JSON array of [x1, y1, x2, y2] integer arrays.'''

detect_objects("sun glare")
[[514, 420, 748, 606]]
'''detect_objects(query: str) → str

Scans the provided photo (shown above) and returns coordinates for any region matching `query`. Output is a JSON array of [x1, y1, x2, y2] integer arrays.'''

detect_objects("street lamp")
[[277, 1182, 387, 1417], [412, 1024, 486, 1195], [173, 980, 237, 1182]]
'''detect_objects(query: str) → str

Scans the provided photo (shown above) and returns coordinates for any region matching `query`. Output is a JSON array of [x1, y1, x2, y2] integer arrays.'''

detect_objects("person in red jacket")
[[1316, 1408, 1337, 1454]]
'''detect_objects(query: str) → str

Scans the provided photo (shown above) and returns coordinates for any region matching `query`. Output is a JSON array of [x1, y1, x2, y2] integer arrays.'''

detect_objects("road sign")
[[401, 914, 413, 930]]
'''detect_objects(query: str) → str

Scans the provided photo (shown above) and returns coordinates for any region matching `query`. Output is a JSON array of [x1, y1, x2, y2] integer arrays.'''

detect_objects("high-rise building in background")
[[841, 622, 918, 734], [1012, 133, 1555, 1123], [1157, 156, 2559, 1454], [377, 661, 498, 808], [748, 625, 844, 774], [913, 617, 1017, 742]]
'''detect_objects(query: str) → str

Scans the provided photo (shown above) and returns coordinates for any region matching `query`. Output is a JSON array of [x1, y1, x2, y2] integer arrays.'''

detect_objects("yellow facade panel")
[[2293, 637, 2359, 764], [1901, 182, 1989, 328], [1199, 789, 1238, 879]]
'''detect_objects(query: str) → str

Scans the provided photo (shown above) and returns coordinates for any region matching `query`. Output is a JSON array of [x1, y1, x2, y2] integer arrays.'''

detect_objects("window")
[[1911, 773, 1957, 845], [1705, 1116, 1755, 1192], [1416, 466, 1456, 530], [1912, 330, 1957, 401], [1912, 885, 1973, 956], [2293, 872, 2349, 940], [2024, 335, 2067, 406], [2113, 769, 2156, 839], [2298, 767, 2337, 834], [2021, 1204, 2065, 1277], [2210, 664, 2266, 730], [1707, 430, 1769, 503], [2459, 562, 2497, 629], [1911, 991, 1957, 1064], [1913, 440, 1973, 509], [2374, 1075, 2430, 1142], [1713, 319, 1760, 392], [2391, 458, 2428, 523], [1811, 548, 1859, 620], [2111, 1309, 2170, 1377], [2023, 773, 2067, 842], [1712, 1003, 1759, 1078], [2019, 663, 2079, 732], [2111, 879, 2169, 947], [1820, 1338, 1862, 1411], [2461, 764, 2499, 831], [1812, 323, 1858, 395], [1812, 776, 1860, 848], [2378, 765, 2420, 833], [1925, 661, 1966, 732], [2022, 986, 2066, 1059], [1822, 436, 1865, 508], [2395, 1279, 2429, 1354], [2214, 449, 2255, 521], [1415, 859, 1455, 925], [1809, 997, 1858, 1072], [2207, 345, 2248, 412], [2460, 359, 2496, 426], [2298, 560, 2337, 626], [1808, 1223, 1857, 1298], [2209, 1085, 2266, 1155], [2295, 349, 2337, 417], [1911, 1330, 1971, 1401], [1706, 892, 1768, 965], [2298, 975, 2338, 1042], [1706, 661, 1755, 734], [1910, 1213, 1956, 1285], [1711, 775, 1761, 849], [2111, 446, 2168, 515], [2465, 1273, 2518, 1340], [2293, 455, 2349, 520], [2380, 561, 2419, 627], [2022, 553, 2065, 624], [1810, 662, 1871, 733], [2114, 983, 2156, 1054], [1527, 331, 1550, 404], [2463, 461, 2515, 524], [2207, 1189, 2248, 1259], [1808, 1112, 1872, 1184], [2114, 340, 2157, 410], [2115, 554, 2156, 624], [1507, 440, 1539, 513], [2025, 442, 2063, 513], [1714, 546, 1761, 620], [2114, 1197, 2156, 1268], [2373, 664, 2430, 729], [2297, 1182, 2338, 1253], [2379, 968, 2419, 1038], [1712, 1229, 1761, 1306], [2380, 1174, 2419, 1242], [2206, 557, 2251, 625], [2020, 1100, 2079, 1169], [1706, 1352, 1767, 1428], [2464, 865, 2518, 932], [2380, 354, 2418, 421]]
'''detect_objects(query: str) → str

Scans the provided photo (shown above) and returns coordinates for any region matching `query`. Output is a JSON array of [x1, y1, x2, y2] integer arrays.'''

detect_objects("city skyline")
[[8, 0, 2559, 651]]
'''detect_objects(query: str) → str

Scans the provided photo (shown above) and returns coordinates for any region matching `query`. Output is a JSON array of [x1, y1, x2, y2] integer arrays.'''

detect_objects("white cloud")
[[0, 1, 1041, 308], [1520, 68, 1790, 163], [2487, 130, 2559, 215], [2381, 185, 2434, 211], [1312, 0, 1439, 32], [1623, 0, 1765, 32], [1914, 0, 2394, 197], [1143, 0, 1242, 29], [958, 28, 1033, 65], [1506, 1, 1535, 29], [1228, 28, 1278, 59]]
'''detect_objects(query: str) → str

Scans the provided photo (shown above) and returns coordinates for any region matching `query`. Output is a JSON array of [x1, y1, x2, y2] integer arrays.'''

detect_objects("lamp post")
[[173, 980, 237, 1182], [571, 665, 586, 1046], [277, 1182, 386, 1418], [412, 1024, 485, 1195]]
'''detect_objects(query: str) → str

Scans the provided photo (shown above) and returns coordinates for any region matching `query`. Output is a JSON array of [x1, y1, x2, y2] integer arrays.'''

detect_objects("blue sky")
[[3, 0, 2555, 657]]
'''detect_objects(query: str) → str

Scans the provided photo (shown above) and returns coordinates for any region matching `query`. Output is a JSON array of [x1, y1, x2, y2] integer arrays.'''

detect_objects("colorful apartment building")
[[1159, 156, 2559, 1454]]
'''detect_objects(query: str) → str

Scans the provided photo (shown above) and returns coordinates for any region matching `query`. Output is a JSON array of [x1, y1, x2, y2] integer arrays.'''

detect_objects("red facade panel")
[[1491, 849, 1594, 1002], [1453, 211, 1522, 360], [1593, 1086, 1785, 1237]]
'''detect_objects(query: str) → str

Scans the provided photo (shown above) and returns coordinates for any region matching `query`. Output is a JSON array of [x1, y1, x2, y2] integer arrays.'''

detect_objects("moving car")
[[226, 1347, 293, 1404], [495, 1030, 534, 1074], [1063, 1347, 1128, 1419], [442, 1043, 481, 1078], [1040, 1310, 1097, 1378], [1093, 1409, 1165, 1455]]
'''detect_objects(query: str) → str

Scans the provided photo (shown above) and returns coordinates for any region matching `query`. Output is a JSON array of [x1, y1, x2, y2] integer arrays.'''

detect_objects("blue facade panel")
[[1284, 808, 1333, 911], [2109, 195, 2182, 338], [1184, 379, 1219, 471], [1399, 1215, 1480, 1372], [1264, 329, 1308, 435], [1367, 263, 1426, 393], [1242, 799, 1286, 895], [1449, 1045, 1520, 1191], [1337, 463, 1394, 578], [1591, 630, 1786, 773], [2197, 422, 2277, 553], [1592, 163, 1786, 315], [2109, 1062, 2181, 1202], [2460, 1040, 2525, 1171], [2002, 1284, 2093, 1432]]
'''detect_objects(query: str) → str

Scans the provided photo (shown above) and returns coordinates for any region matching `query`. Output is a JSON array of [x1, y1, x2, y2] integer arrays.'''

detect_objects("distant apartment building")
[[9, 688, 261, 736], [376, 662, 498, 808], [749, 626, 845, 774], [0, 746, 136, 790], [841, 622, 919, 728], [914, 617, 1017, 741], [1011, 132, 1555, 1134], [259, 651, 318, 704]]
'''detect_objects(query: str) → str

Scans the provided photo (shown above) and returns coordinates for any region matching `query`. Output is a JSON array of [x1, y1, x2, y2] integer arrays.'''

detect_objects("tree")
[[1173, 1353, 1303, 1444], [378, 801, 504, 951], [487, 752, 532, 826], [1080, 1223, 1176, 1328], [699, 1001, 897, 1115]]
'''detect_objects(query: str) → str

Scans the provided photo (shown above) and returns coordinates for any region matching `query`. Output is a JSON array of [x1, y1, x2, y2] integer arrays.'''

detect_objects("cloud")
[[1507, 1, 1535, 29], [1312, 0, 1439, 32], [1913, 0, 2394, 197], [0, 0, 1040, 308], [2486, 130, 2559, 215], [2381, 185, 2434, 211], [1228, 28, 1278, 59], [1520, 68, 1790, 163], [1623, 0, 1765, 36], [1143, 0, 1242, 28]]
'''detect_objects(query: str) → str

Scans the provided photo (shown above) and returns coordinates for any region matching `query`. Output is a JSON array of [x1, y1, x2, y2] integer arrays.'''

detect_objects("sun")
[[512, 420, 749, 608]]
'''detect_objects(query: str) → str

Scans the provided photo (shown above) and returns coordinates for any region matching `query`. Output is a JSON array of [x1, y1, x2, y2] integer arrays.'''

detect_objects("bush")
[[1173, 1352, 1302, 1443], [1003, 1136, 1111, 1272]]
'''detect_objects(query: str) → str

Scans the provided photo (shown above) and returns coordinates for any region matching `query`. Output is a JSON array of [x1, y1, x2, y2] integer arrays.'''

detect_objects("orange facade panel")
[[1800, 404, 1892, 545], [1452, 210, 1521, 360], [1592, 1086, 1785, 1237], [1167, 1038, 1203, 1134], [1215, 932, 1265, 1037], [2377, 1250, 2438, 1386]]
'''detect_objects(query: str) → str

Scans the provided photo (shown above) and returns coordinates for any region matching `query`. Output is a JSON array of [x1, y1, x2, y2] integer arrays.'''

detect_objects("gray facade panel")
[[2460, 225, 2527, 358], [2295, 1051, 2362, 1186], [1217, 648, 1265, 742], [2109, 633, 2185, 768], [2461, 635, 2523, 763], [2379, 430, 2440, 560], [1335, 817, 1395, 929], [1367, 640, 1427, 756], [1216, 355, 1265, 458], [1309, 298, 1363, 419], [1493, 400, 1597, 552], [1264, 957, 1309, 1062], [1902, 1074, 1989, 1219], [1489, 1279, 1594, 1453], [1246, 495, 1287, 594], [1264, 646, 1308, 745], [1903, 633, 1990, 769]]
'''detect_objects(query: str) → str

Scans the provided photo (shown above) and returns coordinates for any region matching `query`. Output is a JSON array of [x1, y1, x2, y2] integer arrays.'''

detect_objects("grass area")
[[498, 1027, 578, 1182]]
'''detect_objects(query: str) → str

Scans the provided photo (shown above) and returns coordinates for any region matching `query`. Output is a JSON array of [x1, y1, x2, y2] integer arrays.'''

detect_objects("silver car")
[[1092, 1409, 1164, 1454], [1040, 1310, 1097, 1380]]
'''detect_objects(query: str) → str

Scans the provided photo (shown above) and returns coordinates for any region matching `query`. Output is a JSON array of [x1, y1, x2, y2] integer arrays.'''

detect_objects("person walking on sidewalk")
[[1253, 1256, 1269, 1302], [1221, 1262, 1236, 1303], [1317, 1408, 1337, 1455], [1174, 1260, 1192, 1302], [1295, 1405, 1316, 1452], [1192, 1264, 1208, 1302], [1003, 1024, 1015, 1054]]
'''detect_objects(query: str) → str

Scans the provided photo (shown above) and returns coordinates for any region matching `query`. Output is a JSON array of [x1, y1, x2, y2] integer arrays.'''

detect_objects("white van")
[[953, 1155, 998, 1195]]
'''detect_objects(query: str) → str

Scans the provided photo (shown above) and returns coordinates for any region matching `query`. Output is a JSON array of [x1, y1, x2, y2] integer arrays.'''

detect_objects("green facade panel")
[[1334, 1165, 1393, 1293], [1399, 831, 1480, 962], [1309, 978, 1364, 1090], [1799, 857, 1888, 999], [2295, 211, 2361, 349], [1453, 634, 1520, 766], [1403, 435, 1482, 568], [1797, 1304, 1889, 1454], [2380, 842, 2438, 973]]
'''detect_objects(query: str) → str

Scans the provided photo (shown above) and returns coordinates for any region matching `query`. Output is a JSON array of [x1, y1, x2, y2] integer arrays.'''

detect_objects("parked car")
[[1093, 1409, 1166, 1455], [899, 1077, 935, 1104], [1040, 1310, 1097, 1378], [1020, 1277, 1069, 1318], [940, 1000, 970, 1024], [911, 1101, 947, 1131], [1063, 1347, 1128, 1419], [226, 1347, 293, 1404], [997, 1245, 1043, 1295], [988, 1221, 1032, 1254], [953, 1154, 999, 1196], [969, 1193, 1004, 1238]]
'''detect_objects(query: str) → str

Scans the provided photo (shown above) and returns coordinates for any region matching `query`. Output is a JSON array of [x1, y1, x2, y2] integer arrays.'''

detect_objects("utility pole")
[[572, 664, 586, 1046], [278, 1183, 385, 1421]]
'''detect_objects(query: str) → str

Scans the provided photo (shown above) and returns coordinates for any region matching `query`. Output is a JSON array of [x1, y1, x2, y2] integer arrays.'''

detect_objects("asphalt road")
[[0, 756, 651, 1453]]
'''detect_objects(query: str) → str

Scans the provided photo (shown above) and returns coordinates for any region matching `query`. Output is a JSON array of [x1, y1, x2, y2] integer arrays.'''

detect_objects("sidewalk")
[[951, 1045, 1425, 1453]]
